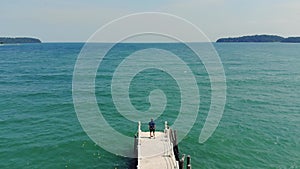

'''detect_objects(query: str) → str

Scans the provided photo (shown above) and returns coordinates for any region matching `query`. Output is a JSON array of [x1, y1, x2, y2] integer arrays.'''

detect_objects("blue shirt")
[[149, 121, 155, 128]]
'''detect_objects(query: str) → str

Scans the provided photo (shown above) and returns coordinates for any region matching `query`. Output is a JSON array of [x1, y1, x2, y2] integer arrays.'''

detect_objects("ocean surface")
[[0, 42, 299, 169]]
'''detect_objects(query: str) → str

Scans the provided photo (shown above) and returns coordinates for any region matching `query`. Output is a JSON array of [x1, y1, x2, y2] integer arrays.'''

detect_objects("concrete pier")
[[135, 121, 180, 169]]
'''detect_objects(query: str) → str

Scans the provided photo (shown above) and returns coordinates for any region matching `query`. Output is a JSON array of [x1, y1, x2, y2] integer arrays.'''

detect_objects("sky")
[[1, 0, 300, 42]]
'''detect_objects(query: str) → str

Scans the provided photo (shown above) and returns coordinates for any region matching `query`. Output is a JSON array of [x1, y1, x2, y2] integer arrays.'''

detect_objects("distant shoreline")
[[0, 37, 41, 44], [216, 35, 300, 43]]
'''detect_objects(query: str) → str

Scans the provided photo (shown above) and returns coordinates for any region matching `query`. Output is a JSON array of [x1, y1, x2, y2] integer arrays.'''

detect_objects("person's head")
[[151, 118, 153, 122]]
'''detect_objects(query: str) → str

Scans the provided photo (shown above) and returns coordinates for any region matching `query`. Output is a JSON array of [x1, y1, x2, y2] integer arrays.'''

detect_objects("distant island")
[[216, 35, 300, 43], [0, 37, 41, 44]]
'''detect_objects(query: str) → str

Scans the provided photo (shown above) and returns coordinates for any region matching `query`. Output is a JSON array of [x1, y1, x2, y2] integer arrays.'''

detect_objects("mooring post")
[[179, 159, 184, 169], [180, 154, 186, 169], [187, 155, 191, 169], [165, 121, 168, 130]]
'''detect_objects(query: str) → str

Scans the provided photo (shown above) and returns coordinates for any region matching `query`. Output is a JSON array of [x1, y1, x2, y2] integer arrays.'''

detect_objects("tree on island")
[[0, 37, 41, 44], [216, 35, 300, 43]]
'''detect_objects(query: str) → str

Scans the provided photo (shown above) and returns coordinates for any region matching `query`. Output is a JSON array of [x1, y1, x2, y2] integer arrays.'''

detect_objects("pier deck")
[[136, 122, 179, 169]]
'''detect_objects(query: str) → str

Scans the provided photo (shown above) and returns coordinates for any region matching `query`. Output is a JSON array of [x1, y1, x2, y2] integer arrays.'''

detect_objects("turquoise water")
[[0, 43, 299, 168]]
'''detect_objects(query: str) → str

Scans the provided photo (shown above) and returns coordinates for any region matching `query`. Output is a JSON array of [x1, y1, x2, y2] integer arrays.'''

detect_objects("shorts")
[[150, 128, 155, 132]]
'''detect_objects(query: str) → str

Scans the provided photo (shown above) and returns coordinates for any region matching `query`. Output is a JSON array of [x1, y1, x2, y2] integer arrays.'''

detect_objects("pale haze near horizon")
[[1, 0, 300, 42]]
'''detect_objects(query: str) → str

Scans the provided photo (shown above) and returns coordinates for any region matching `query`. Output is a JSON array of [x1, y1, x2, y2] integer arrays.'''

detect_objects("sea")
[[0, 42, 299, 169]]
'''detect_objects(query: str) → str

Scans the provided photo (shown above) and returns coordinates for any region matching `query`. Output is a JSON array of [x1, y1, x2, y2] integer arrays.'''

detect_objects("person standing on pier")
[[148, 118, 156, 138]]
